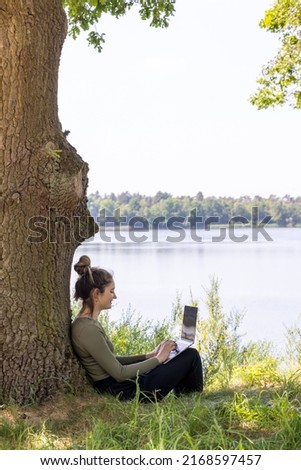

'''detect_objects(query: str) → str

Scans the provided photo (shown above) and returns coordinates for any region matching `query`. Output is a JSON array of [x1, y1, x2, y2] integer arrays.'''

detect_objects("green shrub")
[[284, 321, 301, 369], [101, 307, 172, 356], [180, 277, 245, 388], [234, 358, 281, 388]]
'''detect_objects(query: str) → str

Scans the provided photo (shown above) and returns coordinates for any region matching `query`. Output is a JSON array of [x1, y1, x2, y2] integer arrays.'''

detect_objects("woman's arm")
[[116, 354, 147, 365], [117, 339, 175, 363], [79, 323, 159, 382]]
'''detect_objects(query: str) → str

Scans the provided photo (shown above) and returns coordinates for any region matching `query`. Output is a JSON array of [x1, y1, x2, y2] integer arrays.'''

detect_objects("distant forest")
[[87, 191, 301, 227]]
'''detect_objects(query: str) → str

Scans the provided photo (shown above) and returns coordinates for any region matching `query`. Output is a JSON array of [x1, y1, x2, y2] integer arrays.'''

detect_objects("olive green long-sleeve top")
[[71, 317, 159, 382]]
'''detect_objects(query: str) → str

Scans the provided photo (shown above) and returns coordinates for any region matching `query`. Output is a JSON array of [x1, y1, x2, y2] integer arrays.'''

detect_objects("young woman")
[[71, 255, 203, 402]]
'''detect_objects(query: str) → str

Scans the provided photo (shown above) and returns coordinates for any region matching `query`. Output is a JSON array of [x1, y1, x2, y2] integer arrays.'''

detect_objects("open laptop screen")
[[181, 305, 198, 342], [164, 305, 198, 363]]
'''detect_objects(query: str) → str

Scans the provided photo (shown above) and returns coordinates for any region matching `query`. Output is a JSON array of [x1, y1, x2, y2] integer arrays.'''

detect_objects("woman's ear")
[[91, 287, 100, 299]]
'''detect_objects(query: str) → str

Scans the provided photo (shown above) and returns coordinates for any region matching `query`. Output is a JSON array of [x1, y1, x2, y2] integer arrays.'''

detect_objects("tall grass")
[[2, 386, 301, 450], [1, 278, 300, 450]]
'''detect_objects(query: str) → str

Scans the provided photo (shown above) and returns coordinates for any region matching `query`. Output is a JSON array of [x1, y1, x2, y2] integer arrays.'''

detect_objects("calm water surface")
[[71, 227, 301, 352]]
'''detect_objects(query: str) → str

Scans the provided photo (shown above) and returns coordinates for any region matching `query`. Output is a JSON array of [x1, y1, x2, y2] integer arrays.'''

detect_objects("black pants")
[[94, 348, 203, 402]]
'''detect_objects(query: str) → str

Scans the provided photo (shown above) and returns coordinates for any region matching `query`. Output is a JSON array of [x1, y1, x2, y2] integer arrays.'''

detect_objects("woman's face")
[[97, 281, 117, 310]]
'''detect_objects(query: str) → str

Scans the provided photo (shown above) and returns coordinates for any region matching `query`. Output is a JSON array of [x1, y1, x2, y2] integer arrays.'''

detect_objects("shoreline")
[[96, 224, 301, 232]]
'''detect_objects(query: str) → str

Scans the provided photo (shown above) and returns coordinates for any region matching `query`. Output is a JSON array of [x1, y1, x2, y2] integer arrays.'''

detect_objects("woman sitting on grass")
[[71, 255, 203, 402]]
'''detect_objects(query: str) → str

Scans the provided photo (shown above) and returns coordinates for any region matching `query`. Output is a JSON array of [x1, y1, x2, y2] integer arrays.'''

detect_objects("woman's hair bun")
[[73, 255, 91, 276]]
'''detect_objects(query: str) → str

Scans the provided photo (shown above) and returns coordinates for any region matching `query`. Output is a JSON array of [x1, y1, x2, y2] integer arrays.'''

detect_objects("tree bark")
[[1, 0, 97, 404]]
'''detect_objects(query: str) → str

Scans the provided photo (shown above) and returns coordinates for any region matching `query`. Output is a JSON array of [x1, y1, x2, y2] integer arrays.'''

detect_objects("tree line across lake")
[[87, 191, 301, 227]]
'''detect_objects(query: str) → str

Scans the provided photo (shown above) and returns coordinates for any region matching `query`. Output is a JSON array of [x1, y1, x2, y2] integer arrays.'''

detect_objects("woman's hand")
[[146, 340, 166, 359], [146, 340, 176, 360], [154, 340, 177, 364]]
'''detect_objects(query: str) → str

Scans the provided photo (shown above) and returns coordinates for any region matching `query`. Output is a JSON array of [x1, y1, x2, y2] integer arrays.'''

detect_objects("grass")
[[1, 380, 301, 450], [1, 278, 301, 450]]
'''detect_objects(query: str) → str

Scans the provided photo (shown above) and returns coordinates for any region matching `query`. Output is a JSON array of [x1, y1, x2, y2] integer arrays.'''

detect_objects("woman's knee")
[[184, 347, 202, 363], [185, 348, 203, 375]]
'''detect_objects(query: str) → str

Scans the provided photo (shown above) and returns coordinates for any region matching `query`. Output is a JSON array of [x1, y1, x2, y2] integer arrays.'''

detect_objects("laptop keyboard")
[[166, 340, 192, 361]]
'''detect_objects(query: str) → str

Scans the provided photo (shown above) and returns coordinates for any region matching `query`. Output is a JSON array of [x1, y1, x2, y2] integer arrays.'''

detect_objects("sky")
[[58, 0, 300, 199]]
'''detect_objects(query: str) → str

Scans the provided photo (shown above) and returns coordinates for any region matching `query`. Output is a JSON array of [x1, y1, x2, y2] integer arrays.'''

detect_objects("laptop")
[[164, 305, 198, 363]]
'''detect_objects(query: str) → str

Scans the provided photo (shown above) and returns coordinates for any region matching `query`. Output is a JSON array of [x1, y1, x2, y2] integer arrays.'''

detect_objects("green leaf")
[[63, 0, 175, 52], [252, 0, 301, 109]]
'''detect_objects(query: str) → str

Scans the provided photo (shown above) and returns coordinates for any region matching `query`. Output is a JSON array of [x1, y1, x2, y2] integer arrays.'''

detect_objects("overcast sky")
[[58, 0, 300, 199]]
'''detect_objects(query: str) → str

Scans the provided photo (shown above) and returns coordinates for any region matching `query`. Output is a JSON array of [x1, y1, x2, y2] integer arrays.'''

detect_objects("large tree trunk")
[[1, 0, 97, 404]]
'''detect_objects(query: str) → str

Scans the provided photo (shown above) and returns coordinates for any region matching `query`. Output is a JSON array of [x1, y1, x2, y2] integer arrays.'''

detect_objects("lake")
[[71, 227, 301, 352]]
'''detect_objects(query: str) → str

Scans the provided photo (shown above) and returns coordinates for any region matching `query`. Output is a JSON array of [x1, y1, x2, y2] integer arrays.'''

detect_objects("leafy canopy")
[[251, 0, 301, 109], [62, 1, 301, 110], [62, 0, 176, 52]]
